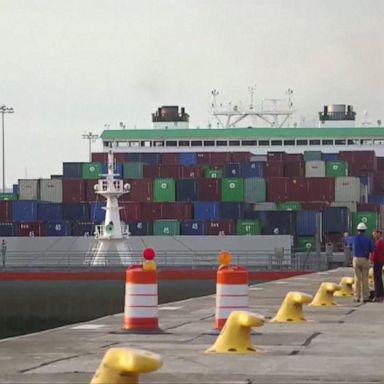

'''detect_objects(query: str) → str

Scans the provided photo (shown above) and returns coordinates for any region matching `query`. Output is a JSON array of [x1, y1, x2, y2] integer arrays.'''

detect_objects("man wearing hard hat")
[[352, 222, 374, 303]]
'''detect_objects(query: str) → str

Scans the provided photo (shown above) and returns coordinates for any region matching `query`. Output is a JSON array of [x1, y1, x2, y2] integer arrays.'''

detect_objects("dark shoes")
[[372, 297, 384, 302]]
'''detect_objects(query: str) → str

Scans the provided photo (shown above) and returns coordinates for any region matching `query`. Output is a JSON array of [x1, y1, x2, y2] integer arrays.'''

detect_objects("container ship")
[[1, 95, 384, 338]]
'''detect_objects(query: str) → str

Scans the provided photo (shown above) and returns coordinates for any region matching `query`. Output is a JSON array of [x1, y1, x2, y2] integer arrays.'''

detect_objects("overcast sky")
[[1, 0, 383, 187]]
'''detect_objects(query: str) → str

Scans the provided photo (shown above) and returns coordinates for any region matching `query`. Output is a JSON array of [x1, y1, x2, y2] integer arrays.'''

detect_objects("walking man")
[[352, 223, 374, 302], [371, 229, 384, 302], [1, 240, 6, 267]]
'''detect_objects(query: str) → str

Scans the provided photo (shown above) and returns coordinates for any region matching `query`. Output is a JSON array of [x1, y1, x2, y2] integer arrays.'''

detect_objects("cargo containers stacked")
[[1, 149, 382, 244]]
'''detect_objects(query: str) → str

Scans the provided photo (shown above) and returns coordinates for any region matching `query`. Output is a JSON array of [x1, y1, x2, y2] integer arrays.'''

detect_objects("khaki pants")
[[352, 257, 370, 301]]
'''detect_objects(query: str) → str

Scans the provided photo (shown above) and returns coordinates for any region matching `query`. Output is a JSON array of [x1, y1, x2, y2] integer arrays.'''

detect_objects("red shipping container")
[[141, 202, 164, 220], [15, 221, 47, 237], [377, 157, 384, 171], [159, 165, 181, 178], [264, 162, 284, 178], [143, 165, 161, 178], [197, 152, 212, 165], [373, 172, 384, 193], [162, 202, 193, 221], [339, 151, 377, 173], [121, 179, 152, 202], [283, 153, 304, 162], [197, 178, 221, 201], [284, 161, 305, 177], [92, 152, 108, 162], [267, 152, 286, 162], [181, 166, 202, 179], [62, 179, 86, 203], [287, 177, 307, 201], [300, 201, 330, 210], [306, 177, 335, 202], [210, 152, 231, 166], [161, 153, 179, 165], [0, 201, 12, 222], [231, 152, 251, 163], [114, 153, 128, 163], [357, 203, 381, 213], [119, 202, 142, 222], [266, 178, 290, 202], [207, 219, 234, 235], [85, 180, 99, 201]]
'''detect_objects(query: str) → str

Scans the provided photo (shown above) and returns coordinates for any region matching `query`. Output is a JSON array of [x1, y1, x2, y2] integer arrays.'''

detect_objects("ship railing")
[[0, 248, 333, 271]]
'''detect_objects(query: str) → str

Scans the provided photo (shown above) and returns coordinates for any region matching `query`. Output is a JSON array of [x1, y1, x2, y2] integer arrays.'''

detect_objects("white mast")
[[89, 147, 131, 266]]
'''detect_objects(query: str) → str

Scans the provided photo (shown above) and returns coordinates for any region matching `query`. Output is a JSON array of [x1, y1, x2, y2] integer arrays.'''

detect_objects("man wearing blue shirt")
[[352, 223, 374, 302]]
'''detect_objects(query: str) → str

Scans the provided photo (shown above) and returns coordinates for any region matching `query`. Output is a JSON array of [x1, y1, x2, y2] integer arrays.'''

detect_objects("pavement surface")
[[1, 267, 383, 384]]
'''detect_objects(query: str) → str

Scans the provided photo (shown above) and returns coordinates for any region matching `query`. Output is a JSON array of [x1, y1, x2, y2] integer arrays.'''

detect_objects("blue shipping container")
[[63, 162, 83, 178], [245, 211, 296, 235], [321, 153, 339, 161], [102, 162, 123, 178], [179, 153, 197, 166], [47, 221, 71, 236], [224, 163, 242, 178], [359, 176, 373, 194], [368, 194, 384, 204], [242, 162, 264, 178], [0, 223, 14, 236], [220, 203, 251, 220], [193, 202, 220, 221], [141, 153, 161, 165], [12, 184, 19, 195], [89, 202, 106, 224], [12, 201, 38, 221], [72, 222, 95, 236], [176, 180, 198, 202], [126, 153, 141, 162], [128, 221, 152, 236], [37, 203, 63, 221], [181, 220, 207, 235], [62, 203, 90, 221], [323, 207, 350, 233], [296, 210, 318, 236]]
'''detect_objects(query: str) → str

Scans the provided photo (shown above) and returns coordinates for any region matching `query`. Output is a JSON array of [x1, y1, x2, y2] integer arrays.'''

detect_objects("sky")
[[1, 0, 384, 187]]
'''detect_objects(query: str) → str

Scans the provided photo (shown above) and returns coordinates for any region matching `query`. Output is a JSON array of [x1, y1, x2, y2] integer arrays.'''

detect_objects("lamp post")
[[82, 132, 99, 162], [0, 105, 14, 193]]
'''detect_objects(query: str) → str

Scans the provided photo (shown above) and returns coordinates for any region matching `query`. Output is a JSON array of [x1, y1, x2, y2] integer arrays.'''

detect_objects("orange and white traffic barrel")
[[215, 251, 249, 330], [123, 248, 159, 331]]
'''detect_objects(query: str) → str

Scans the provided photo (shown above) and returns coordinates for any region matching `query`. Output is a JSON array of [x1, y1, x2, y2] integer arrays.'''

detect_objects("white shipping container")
[[40, 179, 63, 203], [18, 179, 39, 200], [335, 177, 361, 202], [244, 178, 266, 203], [305, 161, 325, 178], [253, 202, 277, 211]]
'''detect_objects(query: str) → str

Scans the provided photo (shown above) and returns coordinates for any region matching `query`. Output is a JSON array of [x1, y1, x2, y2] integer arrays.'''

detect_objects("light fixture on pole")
[[0, 105, 14, 193], [82, 132, 99, 162]]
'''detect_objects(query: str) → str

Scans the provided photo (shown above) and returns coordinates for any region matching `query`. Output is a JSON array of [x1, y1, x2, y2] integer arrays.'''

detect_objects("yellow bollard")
[[90, 347, 162, 384], [368, 267, 374, 289], [270, 291, 313, 323], [206, 310, 264, 354], [309, 282, 341, 307], [334, 277, 354, 297]]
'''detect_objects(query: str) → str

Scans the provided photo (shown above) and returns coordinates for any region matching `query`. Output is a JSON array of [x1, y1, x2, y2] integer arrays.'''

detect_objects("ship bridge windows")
[[217, 140, 228, 146], [271, 140, 283, 146], [128, 141, 140, 147], [141, 140, 152, 147], [191, 140, 202, 146], [322, 139, 333, 145], [335, 139, 346, 145], [241, 140, 257, 146], [154, 140, 164, 147], [373, 139, 384, 145], [179, 140, 190, 147], [116, 141, 128, 147], [309, 139, 321, 145], [296, 139, 308, 145], [361, 139, 373, 145], [165, 140, 177, 147], [284, 140, 295, 146], [204, 140, 215, 146], [259, 140, 269, 146], [229, 140, 240, 146]]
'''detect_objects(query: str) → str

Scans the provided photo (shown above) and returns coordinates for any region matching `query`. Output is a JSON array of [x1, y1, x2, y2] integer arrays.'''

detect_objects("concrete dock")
[[1, 267, 383, 384]]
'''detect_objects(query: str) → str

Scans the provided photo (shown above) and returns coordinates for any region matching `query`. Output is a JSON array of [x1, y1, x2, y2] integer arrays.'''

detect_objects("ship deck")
[[0, 267, 382, 384]]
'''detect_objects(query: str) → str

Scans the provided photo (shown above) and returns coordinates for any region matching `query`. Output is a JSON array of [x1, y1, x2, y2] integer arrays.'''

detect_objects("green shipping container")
[[296, 237, 316, 251], [82, 162, 102, 179], [0, 193, 17, 200], [153, 178, 176, 202], [244, 178, 266, 203], [304, 151, 322, 162], [221, 178, 244, 202], [325, 161, 348, 177], [236, 220, 261, 235], [277, 201, 302, 211], [123, 162, 144, 179], [204, 168, 223, 178], [352, 211, 378, 236], [153, 220, 180, 236]]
